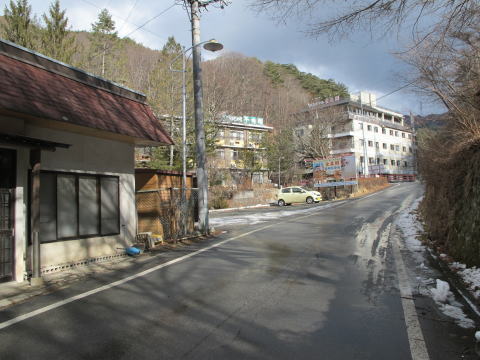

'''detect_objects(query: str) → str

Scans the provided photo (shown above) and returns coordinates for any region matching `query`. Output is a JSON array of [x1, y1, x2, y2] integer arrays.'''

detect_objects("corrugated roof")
[[0, 40, 173, 145]]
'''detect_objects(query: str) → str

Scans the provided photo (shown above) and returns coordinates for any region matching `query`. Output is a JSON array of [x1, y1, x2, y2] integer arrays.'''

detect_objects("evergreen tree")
[[1, 0, 36, 49], [89, 8, 118, 77], [264, 129, 296, 185], [41, 0, 77, 64], [146, 36, 221, 170], [263, 61, 349, 100], [147, 37, 185, 169]]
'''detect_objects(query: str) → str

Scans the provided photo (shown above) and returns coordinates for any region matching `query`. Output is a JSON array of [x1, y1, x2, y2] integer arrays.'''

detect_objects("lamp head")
[[203, 39, 223, 52]]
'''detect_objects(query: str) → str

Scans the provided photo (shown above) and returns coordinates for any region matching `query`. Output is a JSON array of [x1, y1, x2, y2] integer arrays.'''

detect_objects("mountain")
[[408, 113, 449, 129]]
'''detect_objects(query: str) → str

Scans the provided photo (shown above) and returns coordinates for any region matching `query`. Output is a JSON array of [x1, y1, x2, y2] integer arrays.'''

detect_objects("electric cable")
[[79, 0, 175, 40], [117, 0, 140, 34]]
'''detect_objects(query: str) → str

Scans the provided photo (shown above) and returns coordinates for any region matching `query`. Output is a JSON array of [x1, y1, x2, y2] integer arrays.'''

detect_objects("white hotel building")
[[295, 92, 416, 180]]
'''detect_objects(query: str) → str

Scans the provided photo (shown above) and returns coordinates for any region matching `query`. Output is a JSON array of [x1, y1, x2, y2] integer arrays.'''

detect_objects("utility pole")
[[169, 39, 222, 237], [190, 0, 208, 234], [360, 97, 369, 176], [187, 0, 226, 234], [410, 110, 417, 179]]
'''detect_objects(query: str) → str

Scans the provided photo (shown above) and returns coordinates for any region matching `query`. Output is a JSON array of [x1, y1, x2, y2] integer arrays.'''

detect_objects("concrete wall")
[[1, 116, 136, 280]]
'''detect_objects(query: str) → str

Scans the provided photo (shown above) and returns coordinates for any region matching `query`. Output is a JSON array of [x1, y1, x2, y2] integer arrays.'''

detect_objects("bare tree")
[[294, 106, 346, 159], [203, 52, 309, 129], [404, 11, 480, 146], [252, 0, 479, 44]]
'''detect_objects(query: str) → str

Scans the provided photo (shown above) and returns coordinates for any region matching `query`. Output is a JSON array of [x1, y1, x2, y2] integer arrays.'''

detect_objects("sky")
[[22, 0, 444, 115]]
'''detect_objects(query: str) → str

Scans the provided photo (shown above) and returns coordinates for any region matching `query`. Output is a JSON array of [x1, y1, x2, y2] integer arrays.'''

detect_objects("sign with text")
[[313, 155, 356, 188], [315, 180, 358, 188]]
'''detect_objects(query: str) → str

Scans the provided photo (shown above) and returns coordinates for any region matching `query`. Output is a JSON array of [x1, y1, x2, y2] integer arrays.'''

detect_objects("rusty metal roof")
[[0, 39, 173, 146]]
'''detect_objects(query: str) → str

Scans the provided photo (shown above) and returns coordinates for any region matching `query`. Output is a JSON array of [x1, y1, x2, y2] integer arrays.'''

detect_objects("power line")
[[79, 0, 174, 41], [377, 79, 417, 101], [79, 0, 177, 65], [117, 0, 140, 34], [124, 3, 177, 38]]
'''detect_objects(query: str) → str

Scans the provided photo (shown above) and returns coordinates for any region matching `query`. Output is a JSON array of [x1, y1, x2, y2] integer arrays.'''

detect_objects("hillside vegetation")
[[1, 2, 347, 172], [415, 17, 480, 266], [263, 61, 348, 100]]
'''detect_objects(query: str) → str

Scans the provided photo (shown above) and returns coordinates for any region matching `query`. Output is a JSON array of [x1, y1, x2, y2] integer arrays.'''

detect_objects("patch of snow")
[[450, 262, 467, 271], [454, 266, 480, 300], [439, 304, 475, 329], [395, 197, 425, 257], [429, 279, 475, 328], [475, 331, 480, 342], [210, 201, 344, 227], [431, 279, 451, 303], [210, 203, 270, 213], [395, 198, 476, 330]]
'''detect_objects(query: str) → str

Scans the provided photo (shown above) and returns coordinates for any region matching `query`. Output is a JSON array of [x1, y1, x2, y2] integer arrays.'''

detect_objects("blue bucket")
[[126, 247, 141, 256]]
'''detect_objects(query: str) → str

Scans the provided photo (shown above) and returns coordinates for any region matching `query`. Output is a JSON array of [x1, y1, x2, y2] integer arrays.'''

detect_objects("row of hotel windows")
[[360, 156, 409, 167], [218, 130, 263, 142], [351, 108, 401, 123], [216, 149, 264, 161], [217, 149, 239, 160], [359, 139, 412, 153], [359, 123, 412, 139]]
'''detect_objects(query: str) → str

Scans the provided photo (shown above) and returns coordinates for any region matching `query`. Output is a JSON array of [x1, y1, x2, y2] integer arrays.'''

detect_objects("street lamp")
[[169, 39, 223, 235]]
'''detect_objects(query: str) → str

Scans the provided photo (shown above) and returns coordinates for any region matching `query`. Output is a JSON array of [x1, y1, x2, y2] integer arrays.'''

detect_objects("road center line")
[[0, 184, 394, 331]]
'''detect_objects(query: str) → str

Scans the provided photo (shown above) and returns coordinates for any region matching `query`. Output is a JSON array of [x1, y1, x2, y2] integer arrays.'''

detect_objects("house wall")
[[1, 116, 136, 280]]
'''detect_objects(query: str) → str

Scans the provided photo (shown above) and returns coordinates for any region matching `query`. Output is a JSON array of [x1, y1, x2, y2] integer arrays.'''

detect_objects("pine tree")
[[1, 0, 35, 49], [89, 9, 118, 77], [41, 0, 77, 64], [147, 36, 185, 169]]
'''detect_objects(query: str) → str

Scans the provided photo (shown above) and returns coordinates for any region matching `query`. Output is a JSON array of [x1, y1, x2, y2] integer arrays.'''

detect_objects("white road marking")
[[391, 222, 430, 360], [0, 184, 398, 331]]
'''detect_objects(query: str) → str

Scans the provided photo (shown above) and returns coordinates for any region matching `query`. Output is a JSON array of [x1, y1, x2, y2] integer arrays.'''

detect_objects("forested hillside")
[[0, 5, 347, 125], [0, 1, 347, 170], [263, 61, 348, 100]]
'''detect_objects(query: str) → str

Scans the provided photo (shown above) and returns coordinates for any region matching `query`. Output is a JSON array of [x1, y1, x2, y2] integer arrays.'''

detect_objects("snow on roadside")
[[396, 197, 475, 329], [395, 197, 426, 265], [440, 303, 475, 329], [431, 279, 452, 303], [210, 204, 270, 213], [449, 263, 480, 300], [210, 201, 344, 227]]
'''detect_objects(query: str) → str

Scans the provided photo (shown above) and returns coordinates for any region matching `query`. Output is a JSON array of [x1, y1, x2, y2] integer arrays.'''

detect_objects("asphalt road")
[[0, 183, 477, 359]]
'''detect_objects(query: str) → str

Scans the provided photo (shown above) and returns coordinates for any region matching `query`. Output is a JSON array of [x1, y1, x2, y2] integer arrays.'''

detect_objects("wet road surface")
[[0, 183, 476, 359]]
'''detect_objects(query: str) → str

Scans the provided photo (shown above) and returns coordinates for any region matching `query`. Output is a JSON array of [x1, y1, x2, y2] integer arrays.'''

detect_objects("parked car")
[[276, 187, 322, 206]]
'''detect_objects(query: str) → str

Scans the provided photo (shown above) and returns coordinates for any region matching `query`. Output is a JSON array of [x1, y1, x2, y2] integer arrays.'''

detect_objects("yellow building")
[[213, 115, 273, 184]]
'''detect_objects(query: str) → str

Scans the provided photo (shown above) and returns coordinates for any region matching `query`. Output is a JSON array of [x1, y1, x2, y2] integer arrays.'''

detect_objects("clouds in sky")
[[26, 0, 444, 115]]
